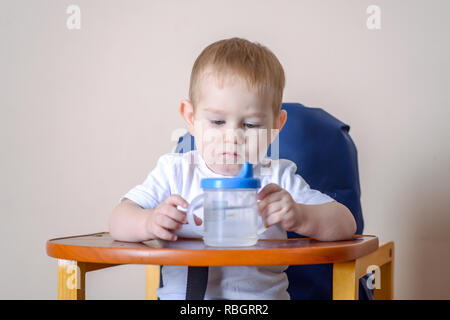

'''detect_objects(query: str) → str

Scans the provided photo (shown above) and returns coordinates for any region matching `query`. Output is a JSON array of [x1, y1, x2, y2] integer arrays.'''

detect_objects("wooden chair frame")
[[55, 241, 393, 300]]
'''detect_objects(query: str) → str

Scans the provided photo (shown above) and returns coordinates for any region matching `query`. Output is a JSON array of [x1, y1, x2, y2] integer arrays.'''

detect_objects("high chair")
[[46, 103, 394, 300], [47, 233, 392, 300], [173, 102, 394, 300]]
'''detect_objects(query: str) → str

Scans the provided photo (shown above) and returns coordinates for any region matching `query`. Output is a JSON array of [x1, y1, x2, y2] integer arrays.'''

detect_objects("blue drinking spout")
[[235, 162, 253, 179]]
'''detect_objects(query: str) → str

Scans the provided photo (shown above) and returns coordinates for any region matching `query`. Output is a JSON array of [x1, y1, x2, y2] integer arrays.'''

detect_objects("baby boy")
[[109, 37, 356, 299]]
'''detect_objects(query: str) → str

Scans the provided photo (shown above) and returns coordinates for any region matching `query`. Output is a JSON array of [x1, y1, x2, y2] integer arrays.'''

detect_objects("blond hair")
[[189, 37, 285, 114]]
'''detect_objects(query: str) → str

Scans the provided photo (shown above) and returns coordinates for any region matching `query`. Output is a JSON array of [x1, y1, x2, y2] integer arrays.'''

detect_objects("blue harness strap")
[[186, 266, 208, 300]]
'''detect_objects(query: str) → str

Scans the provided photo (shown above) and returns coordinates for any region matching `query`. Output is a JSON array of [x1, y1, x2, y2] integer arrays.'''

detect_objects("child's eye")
[[210, 120, 225, 126], [244, 123, 260, 129]]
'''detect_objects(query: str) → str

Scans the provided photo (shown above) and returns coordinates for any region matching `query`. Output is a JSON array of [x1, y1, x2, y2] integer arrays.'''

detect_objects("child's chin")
[[210, 163, 243, 176], [219, 157, 248, 167]]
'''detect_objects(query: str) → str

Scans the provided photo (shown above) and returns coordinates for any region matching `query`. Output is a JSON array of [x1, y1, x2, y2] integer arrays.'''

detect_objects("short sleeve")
[[119, 155, 172, 209], [280, 161, 335, 205]]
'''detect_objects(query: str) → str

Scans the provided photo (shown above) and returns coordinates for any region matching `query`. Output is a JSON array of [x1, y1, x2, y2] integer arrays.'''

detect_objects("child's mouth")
[[221, 152, 238, 159]]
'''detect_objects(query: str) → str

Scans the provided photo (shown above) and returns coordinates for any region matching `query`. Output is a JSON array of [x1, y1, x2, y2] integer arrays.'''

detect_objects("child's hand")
[[257, 183, 304, 232], [145, 195, 190, 241]]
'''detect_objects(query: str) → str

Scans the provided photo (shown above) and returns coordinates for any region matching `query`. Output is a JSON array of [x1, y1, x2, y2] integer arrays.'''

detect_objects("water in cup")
[[203, 202, 259, 247]]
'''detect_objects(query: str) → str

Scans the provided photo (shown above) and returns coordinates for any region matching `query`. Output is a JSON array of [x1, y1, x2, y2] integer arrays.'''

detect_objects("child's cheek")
[[244, 129, 271, 163], [193, 122, 213, 162], [202, 140, 216, 164], [199, 129, 221, 164]]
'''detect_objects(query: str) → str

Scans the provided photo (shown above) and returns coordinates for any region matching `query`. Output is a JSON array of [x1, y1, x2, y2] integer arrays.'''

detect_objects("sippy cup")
[[186, 162, 266, 247]]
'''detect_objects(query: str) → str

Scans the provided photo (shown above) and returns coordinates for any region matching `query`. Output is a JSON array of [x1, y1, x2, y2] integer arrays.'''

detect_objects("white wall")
[[1, 0, 449, 299]]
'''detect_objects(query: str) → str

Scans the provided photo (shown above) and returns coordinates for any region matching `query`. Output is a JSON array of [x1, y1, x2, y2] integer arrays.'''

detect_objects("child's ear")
[[276, 109, 287, 131], [179, 99, 195, 135], [270, 109, 287, 144]]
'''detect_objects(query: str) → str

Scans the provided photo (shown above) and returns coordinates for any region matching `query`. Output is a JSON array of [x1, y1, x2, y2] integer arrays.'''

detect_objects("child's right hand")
[[144, 195, 189, 241]]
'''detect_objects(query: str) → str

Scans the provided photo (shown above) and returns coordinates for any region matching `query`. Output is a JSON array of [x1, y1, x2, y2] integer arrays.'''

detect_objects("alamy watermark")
[[65, 5, 381, 31], [367, 5, 381, 30], [366, 264, 381, 290], [170, 126, 280, 176], [66, 5, 81, 30]]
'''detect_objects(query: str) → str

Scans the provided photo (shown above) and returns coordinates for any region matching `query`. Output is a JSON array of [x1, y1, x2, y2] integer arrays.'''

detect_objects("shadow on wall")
[[406, 157, 450, 299]]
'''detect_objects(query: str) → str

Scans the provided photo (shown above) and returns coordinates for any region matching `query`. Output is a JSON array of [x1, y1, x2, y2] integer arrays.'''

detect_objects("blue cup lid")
[[201, 162, 261, 189]]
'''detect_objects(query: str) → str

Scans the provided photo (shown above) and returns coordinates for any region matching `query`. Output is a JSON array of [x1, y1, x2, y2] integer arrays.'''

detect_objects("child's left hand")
[[257, 183, 303, 232]]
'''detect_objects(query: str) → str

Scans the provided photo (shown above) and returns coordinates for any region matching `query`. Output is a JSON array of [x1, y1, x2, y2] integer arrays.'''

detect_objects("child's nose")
[[223, 128, 245, 144]]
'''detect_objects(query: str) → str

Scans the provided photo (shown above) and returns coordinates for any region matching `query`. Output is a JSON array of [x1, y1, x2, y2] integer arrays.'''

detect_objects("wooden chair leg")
[[332, 242, 395, 300], [57, 260, 119, 300], [146, 265, 160, 300], [333, 260, 359, 300], [58, 259, 85, 300], [356, 241, 394, 300], [373, 243, 394, 300]]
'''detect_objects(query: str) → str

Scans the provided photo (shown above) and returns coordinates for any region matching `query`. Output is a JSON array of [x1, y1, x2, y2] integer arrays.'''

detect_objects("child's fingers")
[[257, 183, 281, 200], [164, 194, 189, 209], [164, 205, 189, 224], [259, 202, 282, 226], [258, 191, 282, 214], [263, 210, 284, 228], [193, 214, 203, 226], [156, 214, 183, 231], [153, 226, 178, 241]]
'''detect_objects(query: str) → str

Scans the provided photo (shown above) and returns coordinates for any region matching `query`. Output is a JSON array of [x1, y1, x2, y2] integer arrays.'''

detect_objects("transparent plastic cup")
[[187, 189, 266, 247]]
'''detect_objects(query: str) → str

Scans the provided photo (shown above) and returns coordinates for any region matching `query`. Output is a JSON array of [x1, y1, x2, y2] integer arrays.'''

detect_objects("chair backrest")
[[175, 102, 364, 299]]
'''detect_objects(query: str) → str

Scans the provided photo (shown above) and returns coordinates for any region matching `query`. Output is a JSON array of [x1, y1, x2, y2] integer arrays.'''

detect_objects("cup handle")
[[257, 226, 267, 235], [186, 193, 206, 236], [256, 199, 267, 235]]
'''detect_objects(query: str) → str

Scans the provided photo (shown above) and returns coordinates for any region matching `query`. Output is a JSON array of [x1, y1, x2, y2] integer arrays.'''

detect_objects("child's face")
[[180, 73, 287, 176]]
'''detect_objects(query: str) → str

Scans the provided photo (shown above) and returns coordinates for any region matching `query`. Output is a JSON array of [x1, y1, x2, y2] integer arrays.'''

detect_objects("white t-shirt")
[[120, 150, 334, 300]]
